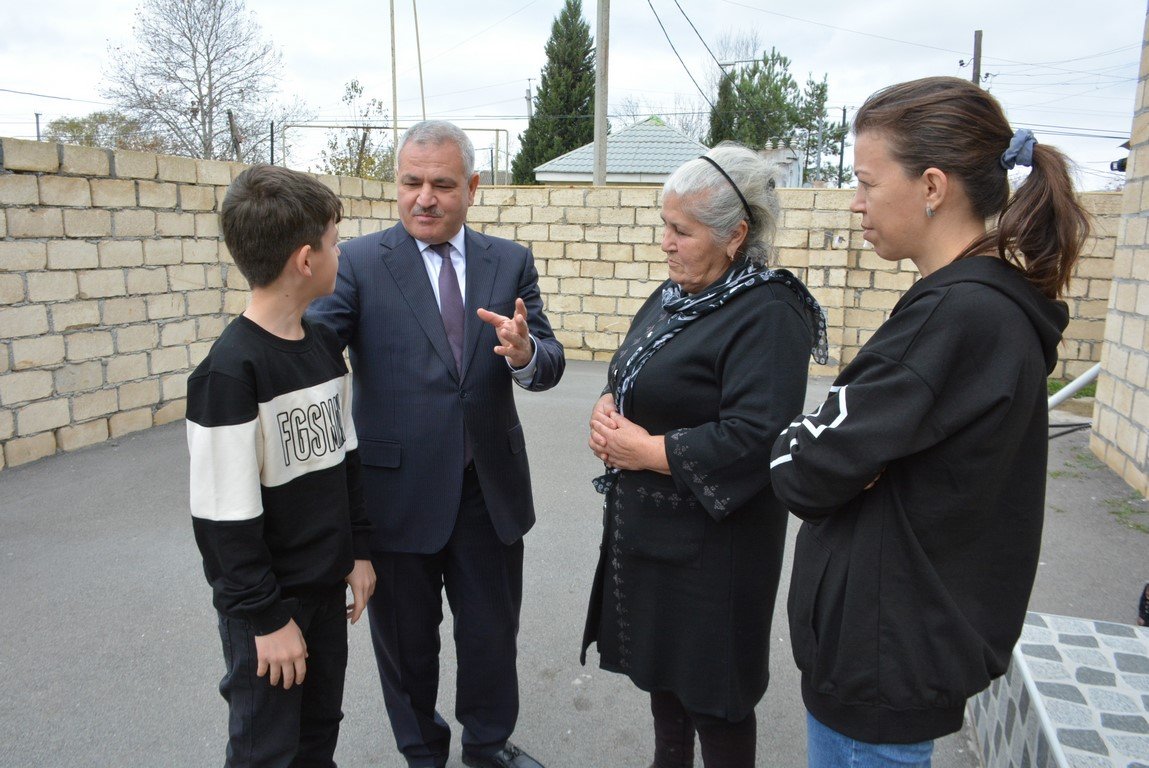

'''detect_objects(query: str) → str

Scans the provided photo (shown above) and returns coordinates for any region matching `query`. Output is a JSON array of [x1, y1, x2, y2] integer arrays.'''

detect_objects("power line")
[[1023, 123, 1130, 141], [672, 0, 723, 70], [434, 97, 528, 116], [1004, 82, 1137, 112], [397, 0, 542, 75], [0, 87, 113, 107], [420, 79, 525, 101], [987, 72, 1134, 86], [646, 0, 714, 109], [982, 52, 1138, 78], [718, 0, 966, 56], [1001, 105, 1134, 118], [988, 44, 1139, 69], [718, 0, 1137, 80]]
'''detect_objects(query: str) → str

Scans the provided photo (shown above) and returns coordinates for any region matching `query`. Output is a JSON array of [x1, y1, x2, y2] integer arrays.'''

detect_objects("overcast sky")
[[1, 0, 1142, 190]]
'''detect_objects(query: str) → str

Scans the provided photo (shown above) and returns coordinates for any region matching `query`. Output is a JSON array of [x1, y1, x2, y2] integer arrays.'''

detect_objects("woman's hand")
[[590, 409, 669, 474], [588, 393, 617, 464]]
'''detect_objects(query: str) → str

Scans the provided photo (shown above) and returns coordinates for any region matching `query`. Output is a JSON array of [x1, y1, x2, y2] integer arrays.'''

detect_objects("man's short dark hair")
[[221, 165, 343, 288]]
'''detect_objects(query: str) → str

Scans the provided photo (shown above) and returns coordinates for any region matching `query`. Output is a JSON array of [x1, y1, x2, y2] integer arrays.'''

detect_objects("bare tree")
[[617, 30, 762, 144], [612, 94, 708, 142], [612, 96, 646, 131], [103, 0, 307, 161], [663, 93, 709, 143], [707, 30, 763, 93], [317, 80, 395, 181]]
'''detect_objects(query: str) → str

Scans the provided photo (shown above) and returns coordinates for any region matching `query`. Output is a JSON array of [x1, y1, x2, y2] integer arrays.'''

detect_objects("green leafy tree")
[[44, 110, 166, 152], [511, 0, 595, 184], [707, 47, 850, 186], [707, 48, 799, 149], [317, 80, 395, 181]]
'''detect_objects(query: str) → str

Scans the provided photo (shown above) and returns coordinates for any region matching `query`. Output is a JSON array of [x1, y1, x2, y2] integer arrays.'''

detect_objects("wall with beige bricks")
[[480, 184, 1117, 381], [1091, 9, 1149, 497], [0, 136, 1122, 469]]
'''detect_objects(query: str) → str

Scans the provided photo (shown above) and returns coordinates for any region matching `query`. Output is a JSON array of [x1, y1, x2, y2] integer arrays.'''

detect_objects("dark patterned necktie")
[[431, 242, 472, 466], [431, 242, 464, 372]]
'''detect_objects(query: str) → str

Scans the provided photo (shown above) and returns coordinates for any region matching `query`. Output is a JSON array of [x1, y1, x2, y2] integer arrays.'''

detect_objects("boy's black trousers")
[[217, 582, 348, 768]]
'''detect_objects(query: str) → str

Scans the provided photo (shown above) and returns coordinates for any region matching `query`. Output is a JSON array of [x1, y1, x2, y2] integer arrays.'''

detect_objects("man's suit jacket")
[[307, 222, 565, 554]]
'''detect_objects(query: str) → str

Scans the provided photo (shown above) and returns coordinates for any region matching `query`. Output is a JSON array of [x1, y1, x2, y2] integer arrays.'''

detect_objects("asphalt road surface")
[[1, 360, 1144, 767]]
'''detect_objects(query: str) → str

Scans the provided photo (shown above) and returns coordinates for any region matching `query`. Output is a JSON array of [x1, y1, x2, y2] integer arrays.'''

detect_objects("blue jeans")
[[806, 712, 934, 768]]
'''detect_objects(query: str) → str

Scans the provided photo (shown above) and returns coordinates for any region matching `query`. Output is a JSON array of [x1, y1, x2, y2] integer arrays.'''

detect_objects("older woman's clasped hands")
[[588, 392, 670, 474]]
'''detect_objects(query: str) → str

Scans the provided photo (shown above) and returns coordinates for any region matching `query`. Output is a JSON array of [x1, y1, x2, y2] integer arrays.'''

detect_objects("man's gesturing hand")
[[477, 297, 533, 369]]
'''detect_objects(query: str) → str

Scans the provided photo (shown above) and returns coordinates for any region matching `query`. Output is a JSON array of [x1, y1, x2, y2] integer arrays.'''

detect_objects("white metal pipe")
[[1048, 362, 1101, 410]]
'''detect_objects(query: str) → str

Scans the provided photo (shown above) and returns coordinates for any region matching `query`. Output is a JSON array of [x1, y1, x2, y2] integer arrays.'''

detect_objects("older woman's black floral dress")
[[581, 268, 819, 720]]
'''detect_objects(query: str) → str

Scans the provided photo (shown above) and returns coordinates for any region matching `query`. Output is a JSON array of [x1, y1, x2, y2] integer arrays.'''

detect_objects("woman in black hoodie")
[[769, 76, 1090, 767]]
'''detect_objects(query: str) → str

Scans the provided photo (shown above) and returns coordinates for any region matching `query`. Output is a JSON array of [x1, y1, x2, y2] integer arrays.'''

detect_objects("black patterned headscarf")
[[593, 260, 828, 494]]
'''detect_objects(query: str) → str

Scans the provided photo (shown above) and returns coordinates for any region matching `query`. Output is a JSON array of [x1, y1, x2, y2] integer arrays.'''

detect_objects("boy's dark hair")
[[221, 165, 343, 288]]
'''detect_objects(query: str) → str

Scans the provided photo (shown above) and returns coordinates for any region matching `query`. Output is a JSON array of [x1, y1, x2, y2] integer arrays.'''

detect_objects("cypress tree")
[[511, 0, 595, 184]]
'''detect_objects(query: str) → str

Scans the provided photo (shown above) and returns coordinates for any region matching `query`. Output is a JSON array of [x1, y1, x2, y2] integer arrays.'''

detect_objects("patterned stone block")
[[970, 612, 1149, 767]]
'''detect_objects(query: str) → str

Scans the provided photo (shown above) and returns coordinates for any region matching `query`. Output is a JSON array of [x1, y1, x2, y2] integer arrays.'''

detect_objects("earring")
[[926, 205, 935, 219]]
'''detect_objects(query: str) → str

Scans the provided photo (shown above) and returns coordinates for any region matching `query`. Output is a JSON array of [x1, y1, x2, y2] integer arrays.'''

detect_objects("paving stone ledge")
[[970, 612, 1149, 768]]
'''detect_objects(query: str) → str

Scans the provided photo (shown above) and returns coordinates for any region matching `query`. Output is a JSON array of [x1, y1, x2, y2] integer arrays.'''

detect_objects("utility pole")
[[837, 106, 846, 188], [972, 30, 983, 85], [413, 0, 426, 120], [227, 110, 242, 160], [34, 113, 41, 141], [815, 116, 825, 184], [526, 79, 533, 119], [390, 0, 400, 179], [270, 121, 275, 165], [592, 0, 609, 186]]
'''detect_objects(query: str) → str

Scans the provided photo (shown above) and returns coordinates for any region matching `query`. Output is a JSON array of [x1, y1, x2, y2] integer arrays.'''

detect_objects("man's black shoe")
[[461, 742, 544, 768]]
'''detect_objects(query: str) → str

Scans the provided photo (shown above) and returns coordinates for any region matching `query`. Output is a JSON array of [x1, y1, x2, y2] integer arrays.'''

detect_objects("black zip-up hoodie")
[[770, 256, 1068, 744]]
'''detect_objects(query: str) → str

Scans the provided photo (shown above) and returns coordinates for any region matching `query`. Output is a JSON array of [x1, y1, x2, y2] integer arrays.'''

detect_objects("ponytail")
[[958, 143, 1091, 299]]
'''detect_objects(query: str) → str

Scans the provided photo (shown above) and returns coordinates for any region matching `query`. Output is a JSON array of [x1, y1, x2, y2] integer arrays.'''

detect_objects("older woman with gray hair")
[[581, 142, 827, 767]]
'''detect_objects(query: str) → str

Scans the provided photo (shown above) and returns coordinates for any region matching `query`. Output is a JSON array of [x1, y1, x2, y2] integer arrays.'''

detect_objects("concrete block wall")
[[473, 185, 1116, 378], [1091, 7, 1149, 497], [1, 139, 229, 469], [474, 185, 858, 368], [0, 138, 398, 469], [0, 137, 1123, 469], [827, 193, 1118, 379]]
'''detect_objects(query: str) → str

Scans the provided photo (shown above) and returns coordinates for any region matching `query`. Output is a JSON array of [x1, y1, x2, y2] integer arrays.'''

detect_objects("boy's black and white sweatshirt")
[[187, 315, 371, 635], [770, 256, 1068, 744]]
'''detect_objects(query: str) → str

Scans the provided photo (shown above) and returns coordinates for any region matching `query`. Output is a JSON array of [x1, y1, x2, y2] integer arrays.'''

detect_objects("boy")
[[187, 164, 375, 768]]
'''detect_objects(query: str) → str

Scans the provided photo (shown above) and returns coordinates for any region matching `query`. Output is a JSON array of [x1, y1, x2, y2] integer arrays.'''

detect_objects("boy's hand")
[[254, 619, 307, 689], [346, 559, 376, 624]]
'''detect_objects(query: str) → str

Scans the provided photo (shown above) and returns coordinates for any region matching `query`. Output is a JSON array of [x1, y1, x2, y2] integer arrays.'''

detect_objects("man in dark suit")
[[307, 121, 563, 768]]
